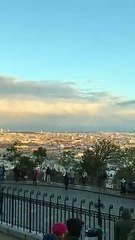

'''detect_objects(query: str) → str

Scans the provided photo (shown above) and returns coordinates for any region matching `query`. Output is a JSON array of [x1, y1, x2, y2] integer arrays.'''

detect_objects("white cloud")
[[0, 75, 135, 131]]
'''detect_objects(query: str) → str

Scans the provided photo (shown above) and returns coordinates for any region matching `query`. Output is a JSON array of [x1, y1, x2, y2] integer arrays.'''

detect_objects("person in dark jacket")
[[46, 167, 51, 183], [64, 172, 69, 190], [115, 208, 135, 240], [65, 218, 84, 240]]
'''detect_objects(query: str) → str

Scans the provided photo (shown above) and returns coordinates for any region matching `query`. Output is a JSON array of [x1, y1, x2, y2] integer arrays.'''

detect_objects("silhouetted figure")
[[46, 167, 51, 183], [82, 171, 87, 185], [33, 169, 38, 186], [69, 169, 75, 184], [102, 171, 107, 189], [115, 208, 135, 240], [64, 172, 69, 190], [120, 178, 126, 194], [13, 166, 20, 182]]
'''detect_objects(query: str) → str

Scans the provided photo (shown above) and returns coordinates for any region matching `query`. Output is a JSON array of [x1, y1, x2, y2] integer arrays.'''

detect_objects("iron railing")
[[0, 186, 134, 240]]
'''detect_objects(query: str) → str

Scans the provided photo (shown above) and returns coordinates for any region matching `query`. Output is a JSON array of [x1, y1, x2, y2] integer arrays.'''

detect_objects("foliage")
[[113, 147, 135, 185], [78, 139, 120, 185], [17, 156, 36, 171], [59, 150, 76, 169], [113, 166, 135, 185], [6, 144, 46, 172], [33, 147, 47, 165], [6, 142, 21, 164]]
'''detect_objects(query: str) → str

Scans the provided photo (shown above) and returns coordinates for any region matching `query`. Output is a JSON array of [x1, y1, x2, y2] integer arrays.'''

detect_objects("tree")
[[59, 150, 76, 169], [17, 156, 36, 172], [6, 142, 21, 165], [78, 139, 120, 185], [33, 147, 47, 165], [113, 147, 135, 185]]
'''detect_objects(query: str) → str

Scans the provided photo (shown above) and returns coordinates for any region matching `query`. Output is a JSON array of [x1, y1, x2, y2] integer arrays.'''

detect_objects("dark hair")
[[67, 218, 84, 237]]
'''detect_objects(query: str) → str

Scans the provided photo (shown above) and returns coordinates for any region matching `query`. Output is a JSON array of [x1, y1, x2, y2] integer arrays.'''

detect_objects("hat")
[[67, 218, 84, 237], [52, 222, 67, 236]]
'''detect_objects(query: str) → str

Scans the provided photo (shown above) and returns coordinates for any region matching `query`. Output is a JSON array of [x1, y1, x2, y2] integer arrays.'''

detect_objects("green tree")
[[113, 147, 135, 186], [79, 139, 120, 185], [33, 147, 47, 165], [17, 156, 36, 172], [59, 150, 76, 169], [6, 142, 21, 165]]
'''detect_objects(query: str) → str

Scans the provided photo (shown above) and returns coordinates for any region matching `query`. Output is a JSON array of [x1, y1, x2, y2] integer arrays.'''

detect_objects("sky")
[[0, 0, 135, 131]]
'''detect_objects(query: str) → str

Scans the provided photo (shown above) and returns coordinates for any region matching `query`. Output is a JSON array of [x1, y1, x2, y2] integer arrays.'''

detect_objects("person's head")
[[52, 222, 67, 238], [122, 208, 131, 220], [67, 218, 84, 238]]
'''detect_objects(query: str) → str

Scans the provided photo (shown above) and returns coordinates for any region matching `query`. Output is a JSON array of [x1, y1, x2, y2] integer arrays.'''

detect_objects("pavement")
[[0, 232, 20, 240], [2, 179, 135, 200], [1, 180, 135, 215]]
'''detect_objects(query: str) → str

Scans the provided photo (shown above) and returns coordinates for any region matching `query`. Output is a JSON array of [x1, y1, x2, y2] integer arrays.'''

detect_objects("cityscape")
[[1, 130, 135, 156]]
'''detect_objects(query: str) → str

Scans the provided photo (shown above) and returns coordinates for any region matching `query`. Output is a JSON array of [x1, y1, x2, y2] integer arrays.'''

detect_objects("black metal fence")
[[0, 186, 134, 240]]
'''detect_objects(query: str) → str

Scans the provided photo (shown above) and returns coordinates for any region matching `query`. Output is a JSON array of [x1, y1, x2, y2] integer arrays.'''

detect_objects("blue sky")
[[0, 0, 135, 131]]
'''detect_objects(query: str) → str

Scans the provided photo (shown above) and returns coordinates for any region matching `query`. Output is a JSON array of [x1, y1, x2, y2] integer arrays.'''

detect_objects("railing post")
[[0, 186, 3, 216], [56, 195, 61, 222], [43, 193, 47, 235], [72, 198, 77, 218], [109, 205, 113, 240], [11, 187, 17, 227], [64, 196, 69, 222], [49, 194, 54, 232], [80, 199, 85, 221], [94, 195, 104, 240], [29, 190, 34, 233], [36, 191, 41, 234], [89, 201, 93, 228], [17, 188, 22, 228], [23, 189, 29, 230]]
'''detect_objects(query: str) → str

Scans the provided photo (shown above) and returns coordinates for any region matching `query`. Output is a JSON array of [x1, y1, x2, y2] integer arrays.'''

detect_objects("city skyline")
[[0, 0, 135, 131]]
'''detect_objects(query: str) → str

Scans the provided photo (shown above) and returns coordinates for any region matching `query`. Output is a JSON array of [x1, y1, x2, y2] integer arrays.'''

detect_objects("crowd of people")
[[12, 166, 89, 190]]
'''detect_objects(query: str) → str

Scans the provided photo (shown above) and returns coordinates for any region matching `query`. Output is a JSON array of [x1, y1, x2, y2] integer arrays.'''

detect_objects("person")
[[69, 169, 75, 184], [33, 168, 38, 186], [82, 171, 87, 185], [65, 218, 84, 240], [46, 167, 51, 183], [42, 168, 46, 181], [64, 172, 69, 190], [114, 208, 135, 240], [102, 170, 107, 189], [43, 222, 67, 240], [120, 178, 126, 194], [13, 166, 20, 182]]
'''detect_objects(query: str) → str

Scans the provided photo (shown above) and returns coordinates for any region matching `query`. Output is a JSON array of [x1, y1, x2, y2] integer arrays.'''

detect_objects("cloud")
[[0, 76, 117, 102], [0, 76, 85, 100], [117, 100, 135, 106], [0, 75, 135, 131]]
